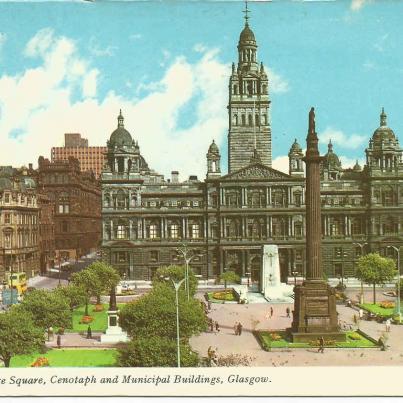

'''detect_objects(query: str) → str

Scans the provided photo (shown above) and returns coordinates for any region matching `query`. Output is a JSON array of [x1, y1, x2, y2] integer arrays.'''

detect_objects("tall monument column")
[[290, 107, 345, 342]]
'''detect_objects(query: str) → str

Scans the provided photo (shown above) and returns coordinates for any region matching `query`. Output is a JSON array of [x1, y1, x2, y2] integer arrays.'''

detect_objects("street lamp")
[[166, 277, 185, 368], [353, 242, 368, 304], [291, 270, 298, 287], [387, 245, 402, 323], [245, 271, 251, 288], [177, 243, 203, 301]]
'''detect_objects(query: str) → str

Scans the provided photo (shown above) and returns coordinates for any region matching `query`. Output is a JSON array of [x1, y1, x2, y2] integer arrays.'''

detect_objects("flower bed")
[[31, 357, 49, 367], [207, 289, 238, 303], [255, 330, 378, 350], [79, 315, 94, 324]]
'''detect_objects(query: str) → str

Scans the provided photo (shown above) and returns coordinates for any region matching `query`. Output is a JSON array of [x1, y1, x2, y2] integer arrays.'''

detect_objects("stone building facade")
[[0, 166, 40, 280], [37, 156, 101, 260], [100, 18, 403, 285]]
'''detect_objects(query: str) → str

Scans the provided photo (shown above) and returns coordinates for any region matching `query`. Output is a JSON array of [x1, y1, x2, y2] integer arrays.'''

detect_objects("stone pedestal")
[[100, 309, 129, 344], [291, 280, 346, 342]]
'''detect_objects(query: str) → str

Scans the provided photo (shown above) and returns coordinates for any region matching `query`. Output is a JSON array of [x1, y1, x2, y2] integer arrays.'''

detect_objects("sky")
[[0, 0, 403, 179]]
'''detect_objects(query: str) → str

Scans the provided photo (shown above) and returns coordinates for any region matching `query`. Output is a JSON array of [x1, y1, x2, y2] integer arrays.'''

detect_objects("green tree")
[[18, 289, 72, 330], [219, 270, 240, 291], [117, 336, 199, 367], [120, 282, 207, 340], [152, 265, 198, 296], [356, 253, 396, 304], [71, 268, 100, 316], [89, 262, 120, 304], [0, 309, 44, 367], [54, 284, 87, 311]]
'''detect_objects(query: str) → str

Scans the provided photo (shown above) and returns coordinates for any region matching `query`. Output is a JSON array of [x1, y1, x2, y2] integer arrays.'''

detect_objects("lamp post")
[[387, 245, 401, 323], [168, 277, 185, 368], [177, 243, 202, 301], [292, 270, 298, 287], [353, 242, 368, 304]]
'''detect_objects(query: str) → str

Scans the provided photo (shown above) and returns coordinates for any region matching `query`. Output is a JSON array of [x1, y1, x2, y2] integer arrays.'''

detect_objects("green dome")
[[208, 140, 220, 154], [289, 139, 302, 154], [239, 24, 256, 44], [109, 110, 133, 147], [324, 141, 341, 169], [372, 108, 396, 144]]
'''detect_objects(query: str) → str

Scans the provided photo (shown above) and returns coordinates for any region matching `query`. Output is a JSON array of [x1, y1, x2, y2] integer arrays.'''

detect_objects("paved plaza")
[[190, 290, 403, 367]]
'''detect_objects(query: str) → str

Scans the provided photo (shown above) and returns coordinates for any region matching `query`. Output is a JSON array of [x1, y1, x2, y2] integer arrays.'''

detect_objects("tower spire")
[[243, 0, 250, 26]]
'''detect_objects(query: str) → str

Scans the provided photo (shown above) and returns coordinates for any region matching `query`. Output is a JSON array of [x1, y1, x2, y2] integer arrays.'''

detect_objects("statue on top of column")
[[309, 107, 315, 134]]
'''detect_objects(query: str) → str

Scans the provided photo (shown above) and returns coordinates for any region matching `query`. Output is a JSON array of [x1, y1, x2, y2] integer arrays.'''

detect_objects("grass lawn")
[[10, 349, 118, 367], [359, 303, 394, 318], [257, 330, 377, 350], [67, 303, 126, 333]]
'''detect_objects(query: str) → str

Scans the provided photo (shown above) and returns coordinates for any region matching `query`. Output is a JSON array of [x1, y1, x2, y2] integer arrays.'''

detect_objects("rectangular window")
[[170, 224, 179, 239], [117, 225, 126, 239], [4, 213, 10, 224], [191, 224, 200, 239], [5, 193, 10, 203], [59, 205, 64, 214], [149, 224, 158, 239], [150, 251, 159, 263], [118, 252, 127, 263], [193, 201, 199, 207]]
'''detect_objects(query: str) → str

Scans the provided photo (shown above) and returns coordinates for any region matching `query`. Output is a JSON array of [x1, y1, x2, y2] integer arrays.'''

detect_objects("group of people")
[[234, 321, 243, 336], [207, 317, 220, 333]]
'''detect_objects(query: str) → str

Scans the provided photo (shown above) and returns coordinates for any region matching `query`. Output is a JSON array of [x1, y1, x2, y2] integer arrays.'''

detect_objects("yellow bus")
[[6, 272, 28, 295]]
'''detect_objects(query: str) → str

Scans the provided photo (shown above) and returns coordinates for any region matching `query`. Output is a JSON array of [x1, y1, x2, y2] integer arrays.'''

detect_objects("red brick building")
[[37, 156, 101, 260], [51, 133, 107, 179]]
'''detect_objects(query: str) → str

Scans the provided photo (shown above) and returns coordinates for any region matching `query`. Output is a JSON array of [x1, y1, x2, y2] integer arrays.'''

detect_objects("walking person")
[[237, 322, 243, 336], [234, 321, 239, 335], [207, 301, 212, 311], [318, 336, 324, 353], [385, 318, 391, 332], [286, 307, 291, 318], [270, 307, 274, 318], [209, 318, 214, 332], [87, 325, 92, 339], [57, 334, 62, 349], [215, 321, 220, 332]]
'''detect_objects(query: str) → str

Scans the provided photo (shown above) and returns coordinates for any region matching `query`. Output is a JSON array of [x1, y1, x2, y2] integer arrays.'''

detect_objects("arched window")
[[104, 194, 111, 207], [255, 114, 259, 126], [248, 114, 253, 126], [233, 114, 238, 126], [262, 84, 267, 94], [233, 84, 238, 94], [241, 114, 246, 126]]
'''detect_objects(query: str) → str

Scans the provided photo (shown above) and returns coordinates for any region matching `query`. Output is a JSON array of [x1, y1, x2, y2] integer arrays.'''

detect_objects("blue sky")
[[0, 0, 403, 178]]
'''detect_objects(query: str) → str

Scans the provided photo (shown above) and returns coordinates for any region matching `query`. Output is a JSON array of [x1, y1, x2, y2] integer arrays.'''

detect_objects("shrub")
[[379, 301, 394, 309], [212, 290, 236, 301], [348, 332, 362, 341], [216, 353, 255, 367], [31, 357, 49, 367], [269, 333, 282, 341]]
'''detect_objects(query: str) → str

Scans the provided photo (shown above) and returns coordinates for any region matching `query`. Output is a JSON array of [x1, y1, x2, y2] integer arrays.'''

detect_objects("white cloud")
[[0, 31, 230, 181], [350, 0, 369, 11], [339, 156, 365, 169], [319, 127, 367, 150], [82, 69, 99, 98], [267, 68, 289, 94], [272, 155, 289, 174], [89, 37, 117, 57]]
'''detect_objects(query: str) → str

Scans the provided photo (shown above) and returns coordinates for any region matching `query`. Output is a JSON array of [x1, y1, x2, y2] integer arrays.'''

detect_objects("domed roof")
[[289, 139, 302, 154], [324, 140, 342, 169], [353, 160, 362, 172], [208, 140, 220, 154], [372, 108, 396, 143], [109, 110, 133, 147], [239, 23, 256, 44]]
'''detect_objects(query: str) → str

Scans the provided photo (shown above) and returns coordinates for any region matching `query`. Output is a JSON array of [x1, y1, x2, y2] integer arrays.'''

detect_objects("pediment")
[[223, 163, 291, 181]]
